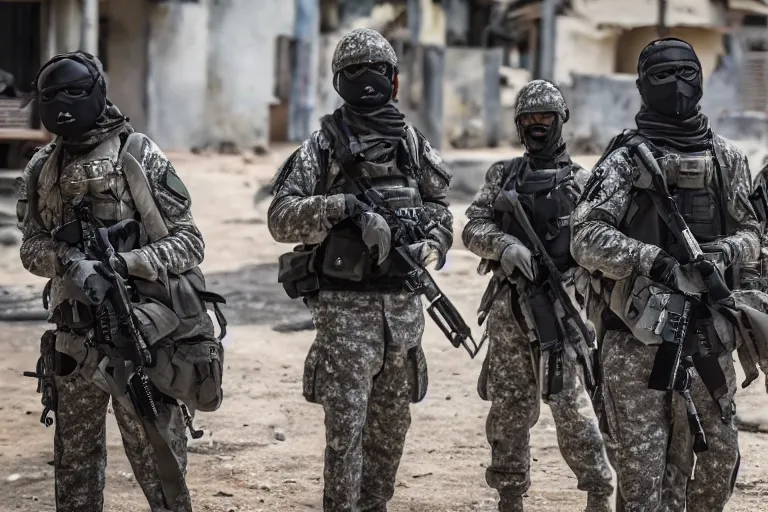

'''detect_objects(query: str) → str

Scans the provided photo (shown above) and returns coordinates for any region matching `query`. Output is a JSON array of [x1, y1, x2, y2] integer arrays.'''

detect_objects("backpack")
[[118, 132, 228, 413]]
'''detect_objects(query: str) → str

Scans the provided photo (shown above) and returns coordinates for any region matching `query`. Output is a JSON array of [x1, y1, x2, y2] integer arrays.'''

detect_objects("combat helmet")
[[332, 28, 398, 73], [515, 79, 569, 123]]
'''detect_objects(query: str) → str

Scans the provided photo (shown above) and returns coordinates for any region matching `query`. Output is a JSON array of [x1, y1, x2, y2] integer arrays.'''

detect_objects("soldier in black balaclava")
[[18, 51, 211, 511], [463, 79, 614, 512], [268, 28, 454, 511], [571, 38, 760, 511]]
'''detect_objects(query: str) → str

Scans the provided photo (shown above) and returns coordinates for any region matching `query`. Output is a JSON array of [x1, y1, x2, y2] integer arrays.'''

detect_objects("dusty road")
[[0, 147, 767, 512]]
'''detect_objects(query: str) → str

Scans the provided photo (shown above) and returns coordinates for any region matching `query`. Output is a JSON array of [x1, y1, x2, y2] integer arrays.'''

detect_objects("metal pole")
[[81, 0, 98, 54], [539, 0, 558, 80], [658, 0, 668, 38], [288, 0, 319, 141], [407, 0, 421, 45]]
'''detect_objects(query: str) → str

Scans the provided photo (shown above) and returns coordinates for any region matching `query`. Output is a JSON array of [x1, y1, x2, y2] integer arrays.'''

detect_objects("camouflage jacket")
[[267, 125, 453, 253], [17, 133, 204, 307], [463, 156, 589, 262], [571, 134, 760, 282]]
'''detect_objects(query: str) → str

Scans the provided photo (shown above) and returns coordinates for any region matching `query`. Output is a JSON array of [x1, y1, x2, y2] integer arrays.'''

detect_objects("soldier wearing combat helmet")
[[268, 28, 454, 511], [464, 79, 614, 512]]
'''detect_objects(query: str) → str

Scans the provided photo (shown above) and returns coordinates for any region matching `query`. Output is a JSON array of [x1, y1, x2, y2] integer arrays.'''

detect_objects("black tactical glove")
[[693, 258, 731, 302], [500, 244, 538, 281], [106, 219, 141, 252], [111, 253, 130, 280], [64, 259, 113, 305], [344, 194, 369, 218], [358, 211, 391, 264], [649, 252, 679, 288], [552, 175, 581, 203]]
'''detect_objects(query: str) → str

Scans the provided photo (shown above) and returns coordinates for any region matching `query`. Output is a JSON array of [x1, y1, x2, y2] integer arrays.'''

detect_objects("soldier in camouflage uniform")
[[17, 52, 200, 511], [743, 161, 768, 290], [571, 39, 759, 511], [463, 80, 614, 512], [267, 28, 453, 512]]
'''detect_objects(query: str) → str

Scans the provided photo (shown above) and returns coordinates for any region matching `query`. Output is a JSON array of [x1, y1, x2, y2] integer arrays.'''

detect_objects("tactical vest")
[[620, 146, 726, 264], [496, 160, 576, 272], [313, 116, 426, 292]]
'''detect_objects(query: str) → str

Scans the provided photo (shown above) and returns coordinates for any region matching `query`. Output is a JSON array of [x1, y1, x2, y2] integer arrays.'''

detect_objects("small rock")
[[118, 471, 133, 480], [7, 473, 20, 482], [253, 145, 269, 156], [260, 483, 272, 491], [445, 395, 451, 401], [216, 455, 234, 461], [273, 429, 286, 442], [214, 490, 234, 497]]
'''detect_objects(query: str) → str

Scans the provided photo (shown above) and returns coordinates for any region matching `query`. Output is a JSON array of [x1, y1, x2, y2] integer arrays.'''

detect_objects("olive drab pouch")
[[278, 247, 320, 299], [321, 223, 369, 282], [407, 345, 428, 403]]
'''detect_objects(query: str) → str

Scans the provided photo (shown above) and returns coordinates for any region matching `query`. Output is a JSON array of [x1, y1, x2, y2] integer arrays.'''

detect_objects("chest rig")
[[496, 160, 576, 272], [622, 144, 724, 264], [36, 134, 136, 233]]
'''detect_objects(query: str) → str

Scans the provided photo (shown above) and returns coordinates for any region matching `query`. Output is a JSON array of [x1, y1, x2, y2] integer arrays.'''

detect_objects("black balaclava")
[[634, 38, 710, 151], [519, 115, 565, 161], [36, 55, 106, 138], [334, 62, 395, 109], [637, 38, 703, 118]]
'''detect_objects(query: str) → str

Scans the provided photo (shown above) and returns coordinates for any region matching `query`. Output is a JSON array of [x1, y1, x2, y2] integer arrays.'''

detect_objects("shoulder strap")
[[119, 132, 170, 243]]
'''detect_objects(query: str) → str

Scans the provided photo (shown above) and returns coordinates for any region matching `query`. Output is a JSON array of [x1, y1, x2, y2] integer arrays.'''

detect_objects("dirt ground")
[[1, 147, 767, 512]]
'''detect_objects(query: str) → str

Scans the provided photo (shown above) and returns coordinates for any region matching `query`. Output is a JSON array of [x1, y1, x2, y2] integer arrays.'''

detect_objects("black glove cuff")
[[650, 253, 676, 283]]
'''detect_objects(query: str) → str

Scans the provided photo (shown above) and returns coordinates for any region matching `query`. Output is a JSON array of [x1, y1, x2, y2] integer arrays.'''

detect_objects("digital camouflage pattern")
[[571, 136, 759, 281], [332, 28, 399, 73], [479, 291, 614, 509], [55, 371, 191, 512], [464, 159, 613, 511], [17, 132, 201, 511], [304, 290, 424, 511], [268, 123, 452, 512], [601, 331, 739, 512], [571, 136, 757, 511], [514, 79, 568, 121]]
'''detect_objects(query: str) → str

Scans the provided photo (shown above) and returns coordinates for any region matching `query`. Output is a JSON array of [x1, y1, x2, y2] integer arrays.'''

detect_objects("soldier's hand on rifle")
[[552, 175, 581, 204], [500, 244, 538, 281], [344, 193, 369, 219], [406, 240, 446, 270], [649, 252, 679, 289], [693, 257, 731, 302], [64, 260, 113, 305], [359, 211, 391, 264]]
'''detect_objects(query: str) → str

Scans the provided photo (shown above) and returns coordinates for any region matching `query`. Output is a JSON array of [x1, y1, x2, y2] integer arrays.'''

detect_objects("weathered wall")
[[206, 0, 295, 150], [146, 2, 209, 150], [562, 62, 750, 153], [615, 26, 725, 77], [106, 0, 148, 134], [554, 16, 619, 86]]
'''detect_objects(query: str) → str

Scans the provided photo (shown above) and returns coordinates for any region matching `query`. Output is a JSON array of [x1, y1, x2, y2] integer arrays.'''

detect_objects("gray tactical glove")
[[64, 259, 113, 305], [500, 244, 538, 281], [406, 240, 446, 270], [551, 175, 581, 203], [359, 211, 391, 265]]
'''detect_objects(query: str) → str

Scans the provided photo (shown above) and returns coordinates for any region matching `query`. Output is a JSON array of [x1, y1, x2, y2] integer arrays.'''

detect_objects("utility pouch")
[[278, 248, 320, 299], [528, 285, 559, 351], [407, 345, 429, 403], [321, 229, 368, 282]]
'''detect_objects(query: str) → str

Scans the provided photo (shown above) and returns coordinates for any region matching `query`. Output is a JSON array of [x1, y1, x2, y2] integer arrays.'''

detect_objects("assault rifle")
[[634, 142, 719, 453], [345, 172, 481, 358], [53, 197, 158, 424], [493, 187, 597, 398], [22, 330, 57, 427]]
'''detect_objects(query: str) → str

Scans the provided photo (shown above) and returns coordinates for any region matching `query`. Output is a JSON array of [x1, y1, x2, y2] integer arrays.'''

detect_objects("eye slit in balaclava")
[[637, 38, 703, 118], [334, 62, 394, 109]]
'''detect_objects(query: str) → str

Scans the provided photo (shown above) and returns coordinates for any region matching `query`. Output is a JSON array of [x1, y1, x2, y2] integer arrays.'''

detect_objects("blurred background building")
[[0, 0, 766, 159]]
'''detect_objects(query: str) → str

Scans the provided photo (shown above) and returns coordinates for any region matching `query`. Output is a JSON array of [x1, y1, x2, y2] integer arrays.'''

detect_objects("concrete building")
[[0, 0, 297, 152]]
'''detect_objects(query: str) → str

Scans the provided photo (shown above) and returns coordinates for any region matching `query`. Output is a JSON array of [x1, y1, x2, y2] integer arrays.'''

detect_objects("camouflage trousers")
[[53, 332, 192, 512], [601, 330, 740, 512], [304, 290, 426, 512], [478, 294, 613, 500]]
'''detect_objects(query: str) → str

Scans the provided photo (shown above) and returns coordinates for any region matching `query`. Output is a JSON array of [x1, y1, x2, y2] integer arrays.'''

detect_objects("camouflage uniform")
[[463, 80, 613, 512], [571, 138, 758, 511], [268, 28, 453, 512], [18, 120, 200, 510]]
